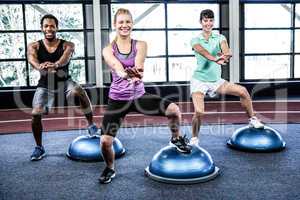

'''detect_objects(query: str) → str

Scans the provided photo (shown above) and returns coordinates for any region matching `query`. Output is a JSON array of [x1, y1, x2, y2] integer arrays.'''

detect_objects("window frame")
[[240, 1, 300, 82], [0, 1, 94, 90], [103, 1, 228, 85]]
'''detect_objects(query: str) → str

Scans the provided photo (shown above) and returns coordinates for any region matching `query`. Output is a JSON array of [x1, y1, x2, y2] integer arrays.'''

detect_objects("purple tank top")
[[109, 39, 145, 100]]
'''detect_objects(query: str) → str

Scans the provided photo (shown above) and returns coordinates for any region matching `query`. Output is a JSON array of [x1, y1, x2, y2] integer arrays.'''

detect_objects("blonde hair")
[[111, 8, 133, 44], [113, 8, 133, 24]]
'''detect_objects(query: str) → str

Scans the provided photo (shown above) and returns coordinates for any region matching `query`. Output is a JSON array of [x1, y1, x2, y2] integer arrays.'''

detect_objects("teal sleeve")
[[190, 37, 199, 48], [219, 34, 227, 43]]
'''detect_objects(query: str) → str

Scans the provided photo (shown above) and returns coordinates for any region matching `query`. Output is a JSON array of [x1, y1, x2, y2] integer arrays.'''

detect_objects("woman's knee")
[[239, 86, 250, 99], [100, 135, 114, 148], [165, 103, 181, 118]]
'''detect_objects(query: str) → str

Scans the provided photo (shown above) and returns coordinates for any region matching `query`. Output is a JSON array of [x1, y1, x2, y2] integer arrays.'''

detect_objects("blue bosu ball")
[[145, 145, 219, 184], [67, 135, 125, 161], [227, 126, 286, 152]]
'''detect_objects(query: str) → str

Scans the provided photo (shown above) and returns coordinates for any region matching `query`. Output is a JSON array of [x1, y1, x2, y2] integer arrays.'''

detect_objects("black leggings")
[[101, 93, 172, 137]]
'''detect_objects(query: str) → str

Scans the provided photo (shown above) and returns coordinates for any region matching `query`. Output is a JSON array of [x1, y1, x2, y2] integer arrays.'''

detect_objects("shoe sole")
[[169, 142, 191, 154], [248, 124, 265, 129], [99, 173, 116, 184], [30, 152, 46, 161]]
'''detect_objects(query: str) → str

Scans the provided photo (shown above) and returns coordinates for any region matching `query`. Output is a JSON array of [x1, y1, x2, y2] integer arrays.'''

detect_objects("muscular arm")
[[54, 41, 74, 68], [27, 42, 42, 70], [102, 45, 128, 78]]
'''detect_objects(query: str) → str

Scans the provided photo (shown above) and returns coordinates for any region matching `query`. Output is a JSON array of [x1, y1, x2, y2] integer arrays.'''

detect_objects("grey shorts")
[[32, 80, 79, 112]]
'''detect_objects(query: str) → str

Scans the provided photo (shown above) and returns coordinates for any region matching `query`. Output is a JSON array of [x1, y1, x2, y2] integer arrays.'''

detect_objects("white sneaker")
[[248, 116, 264, 129], [189, 137, 199, 146]]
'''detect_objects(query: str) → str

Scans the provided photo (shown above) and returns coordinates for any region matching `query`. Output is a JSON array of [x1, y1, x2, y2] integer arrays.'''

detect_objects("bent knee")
[[68, 86, 85, 98], [32, 107, 44, 116], [239, 86, 250, 99], [165, 103, 181, 117], [100, 135, 114, 148]]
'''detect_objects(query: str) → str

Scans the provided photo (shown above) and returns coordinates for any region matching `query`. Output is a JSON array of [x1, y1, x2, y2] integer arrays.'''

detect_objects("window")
[[242, 3, 298, 81], [0, 2, 94, 88], [103, 2, 225, 83]]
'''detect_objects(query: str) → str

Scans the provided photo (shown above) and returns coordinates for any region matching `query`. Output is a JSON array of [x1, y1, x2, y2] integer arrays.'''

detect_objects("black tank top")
[[37, 39, 70, 89]]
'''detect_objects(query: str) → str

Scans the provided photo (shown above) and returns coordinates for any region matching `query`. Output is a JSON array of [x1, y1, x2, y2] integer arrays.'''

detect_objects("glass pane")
[[29, 65, 40, 86], [58, 32, 85, 58], [221, 4, 229, 28], [168, 4, 219, 28], [143, 58, 166, 82], [69, 59, 86, 84], [296, 4, 300, 27], [244, 55, 290, 79], [295, 55, 300, 78], [0, 61, 27, 87], [101, 4, 109, 29], [245, 30, 291, 54], [0, 33, 25, 59], [245, 4, 291, 28], [169, 57, 197, 81], [25, 4, 83, 30], [109, 31, 165, 57], [26, 32, 44, 44], [111, 3, 165, 28], [87, 59, 96, 84], [26, 32, 84, 58], [0, 5, 23, 30], [168, 31, 219, 55], [87, 31, 95, 57], [132, 31, 165, 56], [85, 4, 94, 29], [295, 30, 300, 53]]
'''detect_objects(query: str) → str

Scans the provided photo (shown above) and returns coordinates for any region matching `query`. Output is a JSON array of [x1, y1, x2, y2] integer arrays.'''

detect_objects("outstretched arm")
[[134, 41, 147, 72], [220, 38, 232, 62], [102, 45, 128, 79], [192, 43, 226, 65], [126, 41, 147, 79]]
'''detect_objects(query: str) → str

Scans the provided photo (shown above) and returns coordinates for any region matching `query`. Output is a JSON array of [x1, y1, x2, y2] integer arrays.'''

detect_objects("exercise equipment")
[[145, 145, 219, 184], [227, 126, 286, 152], [67, 135, 125, 161]]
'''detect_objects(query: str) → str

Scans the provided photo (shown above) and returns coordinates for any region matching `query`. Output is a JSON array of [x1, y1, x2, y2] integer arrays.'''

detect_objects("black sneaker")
[[170, 135, 192, 154], [99, 167, 116, 184], [30, 146, 46, 161]]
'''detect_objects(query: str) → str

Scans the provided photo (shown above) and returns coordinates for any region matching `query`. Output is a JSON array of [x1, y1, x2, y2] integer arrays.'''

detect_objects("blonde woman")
[[99, 8, 191, 184]]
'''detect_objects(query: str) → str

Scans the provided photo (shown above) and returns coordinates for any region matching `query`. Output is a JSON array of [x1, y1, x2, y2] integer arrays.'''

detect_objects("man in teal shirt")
[[189, 9, 264, 145]]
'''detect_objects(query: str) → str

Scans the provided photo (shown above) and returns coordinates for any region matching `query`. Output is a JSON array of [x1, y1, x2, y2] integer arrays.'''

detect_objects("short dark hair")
[[40, 14, 58, 27], [200, 9, 214, 21]]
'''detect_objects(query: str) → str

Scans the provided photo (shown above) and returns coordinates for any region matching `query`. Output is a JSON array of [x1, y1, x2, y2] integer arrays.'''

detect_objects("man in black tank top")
[[27, 14, 99, 161]]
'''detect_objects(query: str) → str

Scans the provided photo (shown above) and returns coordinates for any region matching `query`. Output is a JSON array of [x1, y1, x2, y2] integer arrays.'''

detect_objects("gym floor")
[[0, 100, 299, 200]]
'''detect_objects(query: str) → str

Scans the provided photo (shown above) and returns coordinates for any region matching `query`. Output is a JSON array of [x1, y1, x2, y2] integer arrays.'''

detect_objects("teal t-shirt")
[[190, 32, 226, 82]]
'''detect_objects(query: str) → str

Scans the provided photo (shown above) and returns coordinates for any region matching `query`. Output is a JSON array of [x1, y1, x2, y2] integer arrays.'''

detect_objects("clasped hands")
[[39, 62, 59, 74], [215, 52, 232, 66], [125, 67, 144, 83]]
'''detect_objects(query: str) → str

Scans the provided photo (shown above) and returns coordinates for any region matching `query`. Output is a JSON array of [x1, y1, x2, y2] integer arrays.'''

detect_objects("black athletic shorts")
[[101, 93, 173, 137]]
